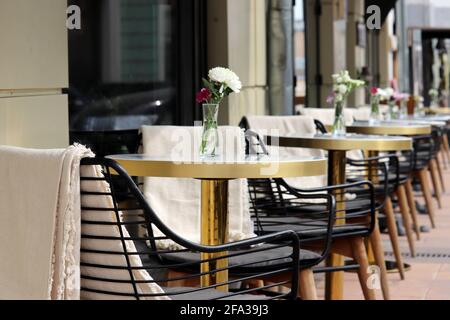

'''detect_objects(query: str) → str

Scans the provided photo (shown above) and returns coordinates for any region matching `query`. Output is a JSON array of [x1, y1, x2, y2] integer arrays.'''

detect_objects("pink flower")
[[370, 87, 379, 95], [393, 92, 409, 102], [326, 92, 335, 105], [196, 88, 211, 104]]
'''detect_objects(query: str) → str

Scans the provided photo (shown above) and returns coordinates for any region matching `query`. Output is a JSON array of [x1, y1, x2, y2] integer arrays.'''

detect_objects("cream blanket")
[[80, 164, 168, 300], [141, 126, 255, 249], [0, 144, 92, 300], [298, 107, 354, 126]]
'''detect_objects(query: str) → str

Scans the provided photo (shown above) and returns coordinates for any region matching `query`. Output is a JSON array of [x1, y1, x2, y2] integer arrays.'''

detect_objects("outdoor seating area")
[[2, 0, 450, 304]]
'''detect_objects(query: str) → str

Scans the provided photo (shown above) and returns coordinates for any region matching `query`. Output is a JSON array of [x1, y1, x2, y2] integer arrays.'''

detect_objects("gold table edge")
[[108, 157, 328, 179]]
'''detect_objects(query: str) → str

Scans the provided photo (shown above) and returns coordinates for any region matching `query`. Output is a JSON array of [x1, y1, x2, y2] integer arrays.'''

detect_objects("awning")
[[365, 0, 398, 27]]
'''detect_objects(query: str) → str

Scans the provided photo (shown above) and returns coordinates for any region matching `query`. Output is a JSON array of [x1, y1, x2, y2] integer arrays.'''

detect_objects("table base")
[[200, 179, 229, 292], [325, 150, 347, 300]]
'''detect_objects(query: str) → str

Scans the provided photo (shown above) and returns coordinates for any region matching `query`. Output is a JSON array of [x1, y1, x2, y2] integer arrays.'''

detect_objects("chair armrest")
[[273, 178, 376, 235]]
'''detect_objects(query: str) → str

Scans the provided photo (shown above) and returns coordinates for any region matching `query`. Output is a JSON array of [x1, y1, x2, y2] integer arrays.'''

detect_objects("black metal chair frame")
[[243, 128, 376, 274], [80, 157, 304, 300]]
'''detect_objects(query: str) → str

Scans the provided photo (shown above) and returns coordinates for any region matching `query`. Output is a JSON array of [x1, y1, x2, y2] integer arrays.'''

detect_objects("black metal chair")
[[243, 129, 381, 300], [312, 119, 418, 280], [404, 134, 437, 228], [80, 157, 321, 300]]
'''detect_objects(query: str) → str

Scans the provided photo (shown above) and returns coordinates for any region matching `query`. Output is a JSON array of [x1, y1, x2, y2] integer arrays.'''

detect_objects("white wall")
[[0, 0, 69, 148]]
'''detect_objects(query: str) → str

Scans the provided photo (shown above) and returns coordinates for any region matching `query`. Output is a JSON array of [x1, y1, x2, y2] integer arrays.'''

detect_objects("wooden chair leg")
[[443, 134, 450, 164], [440, 149, 448, 170], [369, 219, 391, 299], [396, 185, 416, 257], [417, 169, 436, 228], [436, 154, 446, 192], [405, 179, 421, 240], [298, 269, 317, 300], [384, 197, 405, 280], [350, 238, 376, 300], [429, 160, 442, 208]]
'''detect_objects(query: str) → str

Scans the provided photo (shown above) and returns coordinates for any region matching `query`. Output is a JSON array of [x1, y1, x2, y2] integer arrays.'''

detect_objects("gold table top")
[[408, 115, 450, 124], [426, 107, 450, 115], [388, 119, 447, 128], [107, 154, 327, 179], [346, 121, 431, 136], [266, 133, 412, 151]]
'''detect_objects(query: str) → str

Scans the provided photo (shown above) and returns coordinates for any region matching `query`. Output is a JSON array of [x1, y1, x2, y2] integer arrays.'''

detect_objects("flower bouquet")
[[413, 95, 425, 116], [394, 92, 410, 119], [380, 87, 395, 120], [369, 87, 383, 124], [328, 70, 365, 136], [429, 88, 439, 108], [196, 67, 242, 157]]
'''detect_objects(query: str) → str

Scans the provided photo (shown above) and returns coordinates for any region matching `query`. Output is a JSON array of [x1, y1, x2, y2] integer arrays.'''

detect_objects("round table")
[[408, 115, 450, 123], [391, 119, 447, 128], [346, 121, 431, 136], [426, 107, 450, 115], [107, 154, 327, 291], [265, 133, 412, 300]]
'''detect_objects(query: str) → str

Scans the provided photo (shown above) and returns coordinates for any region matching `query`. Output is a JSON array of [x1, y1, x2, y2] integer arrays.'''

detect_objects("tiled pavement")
[[316, 169, 450, 300]]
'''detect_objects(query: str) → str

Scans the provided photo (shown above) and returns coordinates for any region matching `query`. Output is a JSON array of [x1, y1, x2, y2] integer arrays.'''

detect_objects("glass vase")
[[369, 96, 382, 125], [431, 97, 439, 108], [414, 101, 425, 117], [332, 101, 346, 136], [200, 104, 219, 158], [386, 100, 397, 120], [399, 100, 408, 119]]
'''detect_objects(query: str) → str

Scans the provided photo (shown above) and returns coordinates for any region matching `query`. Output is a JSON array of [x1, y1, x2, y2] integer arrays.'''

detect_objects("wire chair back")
[[80, 157, 300, 300]]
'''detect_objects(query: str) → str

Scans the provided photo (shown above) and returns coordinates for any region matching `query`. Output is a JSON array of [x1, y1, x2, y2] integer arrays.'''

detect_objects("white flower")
[[226, 78, 242, 93], [383, 88, 394, 98], [375, 88, 385, 97], [208, 67, 242, 93], [429, 88, 438, 97], [342, 71, 351, 82], [332, 74, 342, 84], [335, 93, 344, 103], [338, 84, 347, 94]]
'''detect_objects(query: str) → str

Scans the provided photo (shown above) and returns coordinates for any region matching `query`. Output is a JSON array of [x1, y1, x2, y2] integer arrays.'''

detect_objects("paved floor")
[[316, 167, 450, 300]]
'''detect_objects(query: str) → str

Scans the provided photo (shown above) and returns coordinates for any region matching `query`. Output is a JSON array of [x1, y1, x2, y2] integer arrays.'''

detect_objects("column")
[[346, 0, 366, 107], [306, 0, 347, 108], [207, 0, 267, 124]]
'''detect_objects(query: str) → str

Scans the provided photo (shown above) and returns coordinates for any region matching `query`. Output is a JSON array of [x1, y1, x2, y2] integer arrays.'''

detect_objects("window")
[[67, 0, 206, 156]]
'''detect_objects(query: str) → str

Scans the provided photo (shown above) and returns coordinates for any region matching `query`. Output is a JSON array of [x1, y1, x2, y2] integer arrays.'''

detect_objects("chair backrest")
[[80, 157, 300, 300], [298, 107, 354, 126], [411, 134, 434, 170]]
